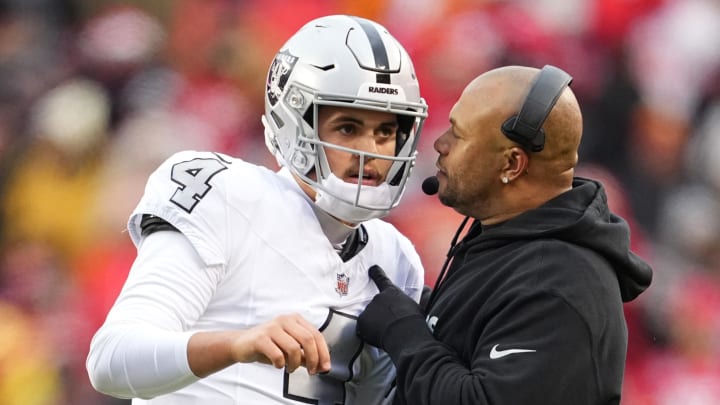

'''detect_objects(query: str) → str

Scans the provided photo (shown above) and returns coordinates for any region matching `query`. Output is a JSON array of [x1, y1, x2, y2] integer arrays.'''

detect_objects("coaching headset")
[[500, 64, 573, 152]]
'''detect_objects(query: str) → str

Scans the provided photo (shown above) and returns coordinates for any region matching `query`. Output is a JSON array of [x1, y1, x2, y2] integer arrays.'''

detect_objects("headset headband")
[[501, 65, 573, 152]]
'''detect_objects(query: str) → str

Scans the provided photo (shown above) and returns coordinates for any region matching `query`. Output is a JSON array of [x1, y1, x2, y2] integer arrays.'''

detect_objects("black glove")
[[419, 285, 433, 312], [357, 265, 426, 351]]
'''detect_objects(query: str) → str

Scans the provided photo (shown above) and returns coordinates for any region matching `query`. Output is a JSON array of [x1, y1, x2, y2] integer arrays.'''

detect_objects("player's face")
[[317, 106, 399, 186]]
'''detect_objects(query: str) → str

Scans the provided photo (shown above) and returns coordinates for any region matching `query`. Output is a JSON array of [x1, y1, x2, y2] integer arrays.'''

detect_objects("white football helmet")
[[262, 15, 428, 223]]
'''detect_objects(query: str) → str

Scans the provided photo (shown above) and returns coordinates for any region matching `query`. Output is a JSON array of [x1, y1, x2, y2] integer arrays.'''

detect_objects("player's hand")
[[356, 265, 424, 350], [232, 313, 331, 374]]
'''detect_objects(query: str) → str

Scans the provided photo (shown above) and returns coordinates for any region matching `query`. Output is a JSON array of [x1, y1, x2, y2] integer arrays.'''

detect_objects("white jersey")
[[96, 150, 424, 405]]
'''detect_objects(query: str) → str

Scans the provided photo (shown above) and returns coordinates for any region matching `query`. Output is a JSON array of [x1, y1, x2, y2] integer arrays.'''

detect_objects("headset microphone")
[[422, 176, 439, 195]]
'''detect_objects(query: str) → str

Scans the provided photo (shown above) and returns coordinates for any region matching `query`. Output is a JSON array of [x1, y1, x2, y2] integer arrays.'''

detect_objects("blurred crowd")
[[0, 0, 718, 404]]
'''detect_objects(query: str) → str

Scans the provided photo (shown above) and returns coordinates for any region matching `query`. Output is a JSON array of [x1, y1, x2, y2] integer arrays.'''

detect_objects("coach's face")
[[432, 76, 509, 218]]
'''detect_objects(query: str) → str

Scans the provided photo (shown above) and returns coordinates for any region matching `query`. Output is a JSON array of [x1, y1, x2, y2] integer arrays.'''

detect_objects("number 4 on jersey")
[[170, 155, 230, 213]]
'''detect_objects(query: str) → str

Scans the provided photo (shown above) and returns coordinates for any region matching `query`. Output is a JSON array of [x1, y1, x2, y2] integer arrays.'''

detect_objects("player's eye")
[[377, 126, 398, 138], [336, 124, 357, 136]]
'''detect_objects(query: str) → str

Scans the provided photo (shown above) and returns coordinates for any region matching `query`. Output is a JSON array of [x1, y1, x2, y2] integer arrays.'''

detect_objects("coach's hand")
[[357, 265, 425, 350]]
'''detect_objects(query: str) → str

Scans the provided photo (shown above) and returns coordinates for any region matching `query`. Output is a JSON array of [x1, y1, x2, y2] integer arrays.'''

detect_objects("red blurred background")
[[1, 0, 719, 403]]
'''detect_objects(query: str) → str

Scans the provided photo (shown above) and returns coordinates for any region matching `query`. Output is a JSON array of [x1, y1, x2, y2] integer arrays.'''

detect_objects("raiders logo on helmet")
[[266, 50, 298, 106], [368, 86, 399, 95]]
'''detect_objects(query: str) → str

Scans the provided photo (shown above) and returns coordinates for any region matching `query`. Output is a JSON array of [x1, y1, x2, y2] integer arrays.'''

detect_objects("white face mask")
[[314, 173, 398, 223]]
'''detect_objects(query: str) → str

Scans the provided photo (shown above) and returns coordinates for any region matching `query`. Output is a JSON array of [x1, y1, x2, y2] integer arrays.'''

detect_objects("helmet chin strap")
[[314, 173, 395, 223]]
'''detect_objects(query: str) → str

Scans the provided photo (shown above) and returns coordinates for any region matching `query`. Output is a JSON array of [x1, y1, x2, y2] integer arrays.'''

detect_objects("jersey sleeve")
[[87, 230, 214, 399], [127, 151, 234, 267]]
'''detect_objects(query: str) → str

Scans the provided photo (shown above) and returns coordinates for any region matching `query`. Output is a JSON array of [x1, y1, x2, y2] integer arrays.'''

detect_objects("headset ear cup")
[[502, 115, 544, 152], [501, 65, 571, 152], [501, 116, 518, 139]]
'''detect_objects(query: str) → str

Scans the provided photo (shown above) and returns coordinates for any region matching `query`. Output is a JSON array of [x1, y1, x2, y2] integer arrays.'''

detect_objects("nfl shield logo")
[[335, 273, 350, 297]]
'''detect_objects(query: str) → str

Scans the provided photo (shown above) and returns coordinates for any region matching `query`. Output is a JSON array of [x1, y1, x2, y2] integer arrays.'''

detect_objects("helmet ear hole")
[[396, 114, 415, 153], [270, 111, 285, 128], [302, 104, 314, 127]]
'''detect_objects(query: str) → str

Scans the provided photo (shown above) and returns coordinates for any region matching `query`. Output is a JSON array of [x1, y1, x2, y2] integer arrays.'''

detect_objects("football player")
[[87, 15, 428, 405]]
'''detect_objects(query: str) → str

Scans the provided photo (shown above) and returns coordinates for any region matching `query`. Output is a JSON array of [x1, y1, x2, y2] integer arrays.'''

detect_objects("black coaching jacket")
[[386, 177, 653, 405]]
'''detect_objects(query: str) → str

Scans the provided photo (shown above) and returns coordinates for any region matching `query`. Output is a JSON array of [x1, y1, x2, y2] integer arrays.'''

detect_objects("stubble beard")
[[438, 180, 458, 208]]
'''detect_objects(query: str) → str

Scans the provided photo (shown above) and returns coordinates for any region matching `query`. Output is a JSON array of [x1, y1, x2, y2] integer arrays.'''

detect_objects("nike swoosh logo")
[[489, 344, 536, 359]]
